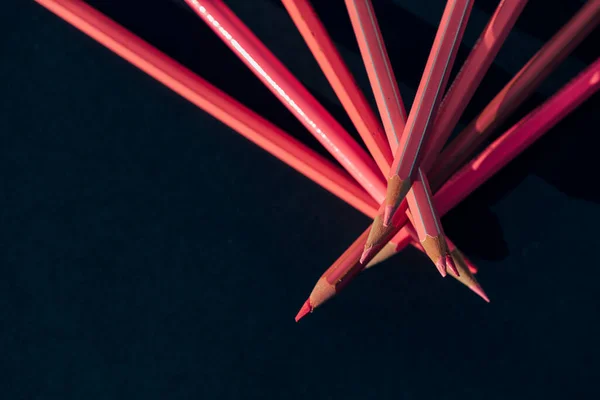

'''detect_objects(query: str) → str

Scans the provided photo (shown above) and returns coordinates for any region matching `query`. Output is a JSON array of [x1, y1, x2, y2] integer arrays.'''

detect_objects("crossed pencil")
[[36, 0, 600, 321]]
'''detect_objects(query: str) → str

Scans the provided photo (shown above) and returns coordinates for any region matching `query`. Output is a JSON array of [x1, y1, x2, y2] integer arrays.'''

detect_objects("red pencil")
[[297, 57, 600, 318], [184, 0, 387, 202], [281, 0, 393, 176], [429, 0, 600, 189]]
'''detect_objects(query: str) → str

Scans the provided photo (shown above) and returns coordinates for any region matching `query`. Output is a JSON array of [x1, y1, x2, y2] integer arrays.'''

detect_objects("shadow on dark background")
[[1, 0, 599, 399]]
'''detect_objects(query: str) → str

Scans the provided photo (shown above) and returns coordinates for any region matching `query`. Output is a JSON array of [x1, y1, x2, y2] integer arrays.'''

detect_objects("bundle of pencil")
[[36, 0, 600, 322]]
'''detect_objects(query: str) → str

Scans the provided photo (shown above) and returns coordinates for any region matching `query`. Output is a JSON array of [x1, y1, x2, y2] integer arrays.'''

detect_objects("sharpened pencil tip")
[[469, 283, 490, 303], [446, 255, 459, 276], [382, 205, 394, 227], [360, 245, 375, 264], [295, 299, 312, 322], [435, 257, 447, 277]]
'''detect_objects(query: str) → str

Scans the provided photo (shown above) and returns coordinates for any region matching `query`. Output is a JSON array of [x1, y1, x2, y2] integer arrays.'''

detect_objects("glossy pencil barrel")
[[185, 0, 387, 202]]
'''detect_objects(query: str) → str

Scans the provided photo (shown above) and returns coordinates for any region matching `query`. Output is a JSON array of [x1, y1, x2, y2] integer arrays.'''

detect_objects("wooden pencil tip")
[[295, 299, 312, 322], [446, 255, 459, 277], [469, 283, 490, 303]]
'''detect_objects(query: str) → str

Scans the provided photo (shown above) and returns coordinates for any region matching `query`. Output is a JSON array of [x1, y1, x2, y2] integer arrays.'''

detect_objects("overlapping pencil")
[[297, 58, 600, 319], [360, 0, 593, 265], [378, 0, 473, 225], [362, 0, 529, 267], [192, 0, 476, 275], [360, 0, 473, 275], [347, 0, 470, 275], [281, 0, 393, 175], [35, 0, 467, 280], [184, 0, 387, 202]]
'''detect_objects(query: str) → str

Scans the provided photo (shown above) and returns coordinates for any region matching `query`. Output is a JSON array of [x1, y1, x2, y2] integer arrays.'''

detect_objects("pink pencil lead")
[[469, 283, 490, 303], [295, 299, 313, 322], [435, 257, 447, 277]]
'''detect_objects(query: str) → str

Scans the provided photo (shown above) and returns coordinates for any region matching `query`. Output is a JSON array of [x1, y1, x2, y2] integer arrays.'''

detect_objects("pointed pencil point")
[[295, 299, 312, 322], [435, 257, 447, 277], [383, 205, 394, 227], [469, 283, 490, 303], [446, 255, 459, 276], [360, 245, 374, 264]]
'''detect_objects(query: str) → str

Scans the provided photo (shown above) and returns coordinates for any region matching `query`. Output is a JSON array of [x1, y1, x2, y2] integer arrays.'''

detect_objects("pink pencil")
[[362, 0, 528, 267], [189, 0, 476, 274], [281, 0, 393, 176], [297, 58, 600, 318], [344, 0, 408, 150], [429, 0, 600, 189], [184, 0, 387, 202], [381, 0, 473, 225], [361, 0, 473, 273], [346, 0, 458, 274]]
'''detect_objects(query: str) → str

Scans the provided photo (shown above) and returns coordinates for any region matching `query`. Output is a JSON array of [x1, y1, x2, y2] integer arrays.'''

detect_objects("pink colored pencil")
[[281, 0, 393, 176], [363, 0, 528, 267], [342, 0, 460, 275], [344, 0, 408, 149], [184, 0, 387, 202], [380, 0, 474, 225], [429, 0, 600, 189], [361, 0, 473, 274], [297, 57, 600, 319]]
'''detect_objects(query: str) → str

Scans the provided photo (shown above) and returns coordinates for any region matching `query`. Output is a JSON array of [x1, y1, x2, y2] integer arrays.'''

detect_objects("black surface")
[[2, 1, 599, 399]]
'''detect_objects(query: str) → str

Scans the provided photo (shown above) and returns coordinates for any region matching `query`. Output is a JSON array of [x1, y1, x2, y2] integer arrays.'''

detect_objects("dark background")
[[2, 0, 599, 398]]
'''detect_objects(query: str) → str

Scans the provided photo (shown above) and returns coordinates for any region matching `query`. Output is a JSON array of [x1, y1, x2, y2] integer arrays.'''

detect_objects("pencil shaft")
[[185, 0, 387, 201], [406, 169, 446, 240], [282, 0, 393, 176], [391, 0, 473, 181], [345, 0, 408, 150], [430, 0, 600, 188]]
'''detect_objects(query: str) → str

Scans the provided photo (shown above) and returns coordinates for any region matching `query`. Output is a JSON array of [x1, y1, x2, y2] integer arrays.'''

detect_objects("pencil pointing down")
[[295, 300, 312, 322]]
